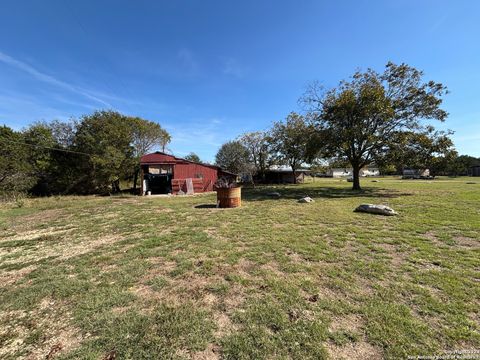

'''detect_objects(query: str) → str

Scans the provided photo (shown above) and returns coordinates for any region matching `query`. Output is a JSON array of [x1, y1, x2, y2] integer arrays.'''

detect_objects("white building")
[[327, 168, 352, 177], [361, 168, 380, 177], [327, 167, 380, 177], [402, 169, 430, 179]]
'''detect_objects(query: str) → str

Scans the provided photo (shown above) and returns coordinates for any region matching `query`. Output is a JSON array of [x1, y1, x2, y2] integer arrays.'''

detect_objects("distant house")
[[402, 168, 431, 179], [360, 168, 380, 177], [470, 166, 480, 177], [140, 152, 235, 195], [327, 167, 380, 178], [327, 168, 352, 177], [261, 166, 311, 184]]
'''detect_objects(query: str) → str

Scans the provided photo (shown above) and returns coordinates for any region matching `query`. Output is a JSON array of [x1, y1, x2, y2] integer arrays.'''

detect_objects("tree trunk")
[[133, 168, 139, 192], [292, 168, 297, 184], [260, 169, 266, 183], [352, 163, 361, 191], [111, 179, 121, 193]]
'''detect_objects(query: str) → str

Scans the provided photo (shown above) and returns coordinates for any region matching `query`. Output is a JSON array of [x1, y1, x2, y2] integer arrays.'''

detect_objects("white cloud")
[[0, 50, 113, 107], [222, 57, 247, 78]]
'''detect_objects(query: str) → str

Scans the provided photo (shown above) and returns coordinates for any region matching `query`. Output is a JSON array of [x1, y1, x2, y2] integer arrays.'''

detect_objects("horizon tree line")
[[216, 62, 474, 190], [1, 62, 478, 196], [0, 110, 170, 197]]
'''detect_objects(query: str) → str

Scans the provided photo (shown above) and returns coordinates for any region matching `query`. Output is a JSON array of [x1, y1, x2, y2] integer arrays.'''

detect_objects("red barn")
[[140, 152, 236, 195]]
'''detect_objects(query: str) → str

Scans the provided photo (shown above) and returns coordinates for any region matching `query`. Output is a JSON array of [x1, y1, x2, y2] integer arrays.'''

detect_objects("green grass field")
[[0, 177, 479, 359]]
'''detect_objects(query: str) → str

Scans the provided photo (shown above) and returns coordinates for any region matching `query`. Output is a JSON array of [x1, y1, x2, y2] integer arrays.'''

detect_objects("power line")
[[0, 137, 92, 157]]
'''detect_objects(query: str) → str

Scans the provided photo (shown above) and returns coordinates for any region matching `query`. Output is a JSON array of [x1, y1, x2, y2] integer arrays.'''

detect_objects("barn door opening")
[[145, 174, 172, 194], [144, 165, 173, 194]]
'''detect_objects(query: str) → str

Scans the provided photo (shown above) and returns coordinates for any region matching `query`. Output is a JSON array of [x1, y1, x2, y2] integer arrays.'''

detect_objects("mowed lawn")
[[0, 178, 479, 359]]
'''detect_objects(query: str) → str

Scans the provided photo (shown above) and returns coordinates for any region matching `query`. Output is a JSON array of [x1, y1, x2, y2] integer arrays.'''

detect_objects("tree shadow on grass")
[[193, 204, 239, 210], [194, 204, 218, 209], [242, 185, 413, 202]]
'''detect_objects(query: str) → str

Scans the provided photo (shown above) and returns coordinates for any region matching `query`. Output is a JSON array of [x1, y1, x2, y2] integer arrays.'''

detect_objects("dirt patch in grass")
[[0, 264, 37, 288], [133, 272, 224, 306], [0, 226, 75, 243], [259, 261, 286, 277], [286, 250, 304, 263], [213, 312, 236, 337], [145, 257, 177, 276], [0, 298, 83, 359], [222, 284, 247, 311], [329, 314, 365, 333], [424, 231, 442, 246], [203, 228, 229, 242], [1, 233, 126, 270], [21, 209, 66, 224], [454, 236, 479, 248], [1, 209, 71, 236], [233, 258, 255, 277], [187, 343, 221, 360], [326, 341, 383, 360], [63, 234, 126, 259], [377, 242, 409, 268], [303, 286, 341, 303]]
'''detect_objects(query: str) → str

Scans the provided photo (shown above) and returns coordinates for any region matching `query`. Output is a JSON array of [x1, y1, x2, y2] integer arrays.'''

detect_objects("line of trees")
[[0, 110, 170, 196], [215, 62, 477, 190], [2, 62, 478, 196]]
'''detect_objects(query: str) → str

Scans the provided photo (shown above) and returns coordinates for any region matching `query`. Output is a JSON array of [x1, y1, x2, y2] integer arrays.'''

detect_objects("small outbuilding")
[[261, 166, 311, 184], [470, 166, 480, 177], [402, 168, 431, 179], [140, 152, 236, 195], [327, 168, 352, 178], [327, 167, 380, 177]]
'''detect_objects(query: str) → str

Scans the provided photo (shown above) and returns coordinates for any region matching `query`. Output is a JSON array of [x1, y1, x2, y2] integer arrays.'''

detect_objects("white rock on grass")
[[354, 204, 397, 216], [298, 196, 314, 203]]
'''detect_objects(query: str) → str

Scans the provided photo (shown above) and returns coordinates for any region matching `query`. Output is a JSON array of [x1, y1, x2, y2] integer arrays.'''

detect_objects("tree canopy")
[[215, 141, 251, 175], [302, 62, 449, 190], [237, 131, 273, 181], [184, 152, 201, 163], [269, 112, 314, 184], [0, 126, 34, 195], [1, 110, 171, 196]]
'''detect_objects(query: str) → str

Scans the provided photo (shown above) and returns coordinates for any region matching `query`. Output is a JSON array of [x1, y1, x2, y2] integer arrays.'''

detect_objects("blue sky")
[[1, 0, 479, 161]]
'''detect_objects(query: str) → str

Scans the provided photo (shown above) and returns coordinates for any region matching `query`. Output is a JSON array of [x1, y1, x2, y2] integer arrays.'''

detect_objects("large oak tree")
[[302, 62, 448, 190]]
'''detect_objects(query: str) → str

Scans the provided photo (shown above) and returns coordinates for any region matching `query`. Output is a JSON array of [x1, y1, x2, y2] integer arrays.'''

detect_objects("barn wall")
[[174, 162, 218, 192], [140, 152, 233, 194]]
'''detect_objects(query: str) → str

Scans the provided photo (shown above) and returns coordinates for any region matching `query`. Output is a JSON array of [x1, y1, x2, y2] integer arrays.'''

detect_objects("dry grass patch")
[[329, 314, 365, 333], [454, 235, 479, 248], [0, 299, 83, 360], [376, 242, 409, 268], [0, 264, 37, 288], [1, 233, 126, 272], [326, 341, 383, 360]]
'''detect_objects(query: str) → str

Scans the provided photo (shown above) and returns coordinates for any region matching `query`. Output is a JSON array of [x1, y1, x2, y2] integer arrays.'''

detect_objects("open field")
[[0, 177, 479, 359]]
